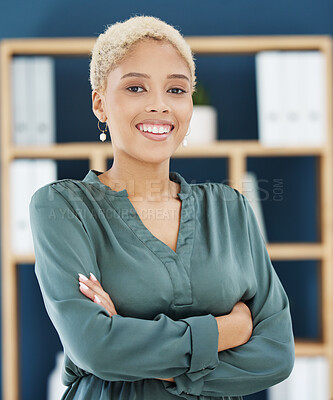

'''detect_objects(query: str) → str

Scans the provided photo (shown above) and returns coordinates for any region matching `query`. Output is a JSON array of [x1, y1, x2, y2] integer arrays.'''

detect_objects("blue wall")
[[1, 1, 333, 399]]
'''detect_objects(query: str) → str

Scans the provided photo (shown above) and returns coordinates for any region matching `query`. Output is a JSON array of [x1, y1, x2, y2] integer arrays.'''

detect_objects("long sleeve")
[[163, 193, 295, 398], [29, 184, 220, 384]]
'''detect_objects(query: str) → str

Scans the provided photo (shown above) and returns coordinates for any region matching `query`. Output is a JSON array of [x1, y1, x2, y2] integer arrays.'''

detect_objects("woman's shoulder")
[[30, 177, 87, 208], [190, 181, 251, 220], [190, 180, 246, 202]]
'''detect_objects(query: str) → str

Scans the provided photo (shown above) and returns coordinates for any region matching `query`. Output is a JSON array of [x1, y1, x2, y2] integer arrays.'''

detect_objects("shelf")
[[4, 140, 327, 161], [2, 35, 332, 56], [186, 35, 333, 54], [295, 340, 330, 356], [10, 243, 327, 265], [2, 34, 333, 400], [267, 243, 328, 260], [1, 37, 96, 56]]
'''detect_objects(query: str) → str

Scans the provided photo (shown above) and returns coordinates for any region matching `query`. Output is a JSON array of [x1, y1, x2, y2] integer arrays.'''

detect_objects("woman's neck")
[[98, 161, 180, 202]]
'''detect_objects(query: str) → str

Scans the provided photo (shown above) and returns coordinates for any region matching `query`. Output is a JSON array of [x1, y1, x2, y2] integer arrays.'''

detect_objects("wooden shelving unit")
[[1, 35, 332, 400]]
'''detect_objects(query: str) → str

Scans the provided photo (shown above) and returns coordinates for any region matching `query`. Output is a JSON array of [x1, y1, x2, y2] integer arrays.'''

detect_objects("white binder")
[[33, 57, 56, 144], [256, 51, 283, 147], [10, 159, 57, 254], [256, 51, 327, 147], [268, 356, 329, 400], [12, 57, 32, 145], [11, 56, 56, 145]]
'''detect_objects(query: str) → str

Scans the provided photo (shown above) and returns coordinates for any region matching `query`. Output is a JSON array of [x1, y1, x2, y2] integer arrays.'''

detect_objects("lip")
[[135, 119, 175, 142], [136, 119, 175, 126], [137, 127, 173, 142]]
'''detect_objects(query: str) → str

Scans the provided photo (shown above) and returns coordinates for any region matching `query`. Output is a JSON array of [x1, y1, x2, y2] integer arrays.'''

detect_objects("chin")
[[135, 148, 174, 164]]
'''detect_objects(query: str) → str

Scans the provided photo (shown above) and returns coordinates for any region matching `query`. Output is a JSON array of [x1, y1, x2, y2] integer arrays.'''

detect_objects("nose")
[[145, 92, 171, 113]]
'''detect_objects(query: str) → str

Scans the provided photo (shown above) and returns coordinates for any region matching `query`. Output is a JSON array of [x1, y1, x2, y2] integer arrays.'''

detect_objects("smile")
[[136, 123, 174, 134]]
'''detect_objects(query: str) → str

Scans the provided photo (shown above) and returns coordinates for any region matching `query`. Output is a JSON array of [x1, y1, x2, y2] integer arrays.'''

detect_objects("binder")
[[256, 51, 283, 147], [33, 57, 56, 144]]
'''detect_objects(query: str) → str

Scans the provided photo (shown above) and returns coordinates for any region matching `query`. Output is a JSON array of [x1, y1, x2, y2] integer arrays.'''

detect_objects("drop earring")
[[182, 127, 191, 147], [98, 120, 108, 142]]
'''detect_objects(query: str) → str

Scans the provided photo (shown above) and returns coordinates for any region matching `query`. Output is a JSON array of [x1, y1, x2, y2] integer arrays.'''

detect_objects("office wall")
[[1, 1, 333, 399]]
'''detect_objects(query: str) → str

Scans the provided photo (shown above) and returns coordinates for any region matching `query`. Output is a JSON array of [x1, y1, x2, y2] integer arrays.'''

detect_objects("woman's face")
[[92, 39, 193, 163]]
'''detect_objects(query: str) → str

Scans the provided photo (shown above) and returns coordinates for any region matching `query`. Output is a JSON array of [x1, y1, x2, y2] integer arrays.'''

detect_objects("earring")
[[182, 127, 191, 147], [98, 120, 108, 142]]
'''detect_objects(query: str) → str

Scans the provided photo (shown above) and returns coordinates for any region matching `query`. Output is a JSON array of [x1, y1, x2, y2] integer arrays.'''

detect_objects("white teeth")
[[138, 124, 173, 134]]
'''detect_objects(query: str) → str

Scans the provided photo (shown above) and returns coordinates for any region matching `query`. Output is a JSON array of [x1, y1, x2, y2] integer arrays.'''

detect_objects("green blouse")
[[29, 169, 295, 400]]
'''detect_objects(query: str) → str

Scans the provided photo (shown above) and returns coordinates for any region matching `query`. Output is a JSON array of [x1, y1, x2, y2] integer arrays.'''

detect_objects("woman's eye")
[[168, 88, 186, 94], [127, 86, 144, 93]]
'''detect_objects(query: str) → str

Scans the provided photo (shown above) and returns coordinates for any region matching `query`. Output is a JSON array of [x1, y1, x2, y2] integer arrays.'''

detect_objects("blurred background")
[[1, 0, 333, 399]]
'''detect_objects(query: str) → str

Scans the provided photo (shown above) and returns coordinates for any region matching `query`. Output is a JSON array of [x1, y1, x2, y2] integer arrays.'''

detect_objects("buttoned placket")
[[84, 169, 196, 312]]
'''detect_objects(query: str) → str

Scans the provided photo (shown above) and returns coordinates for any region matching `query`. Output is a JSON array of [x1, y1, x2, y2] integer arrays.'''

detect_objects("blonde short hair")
[[89, 15, 197, 94]]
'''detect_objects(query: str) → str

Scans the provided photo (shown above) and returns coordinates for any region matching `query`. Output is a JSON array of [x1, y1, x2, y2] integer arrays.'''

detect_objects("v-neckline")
[[125, 194, 183, 256], [82, 169, 196, 264]]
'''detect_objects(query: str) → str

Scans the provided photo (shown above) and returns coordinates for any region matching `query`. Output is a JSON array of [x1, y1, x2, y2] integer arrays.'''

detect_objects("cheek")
[[107, 96, 137, 127], [176, 100, 193, 124]]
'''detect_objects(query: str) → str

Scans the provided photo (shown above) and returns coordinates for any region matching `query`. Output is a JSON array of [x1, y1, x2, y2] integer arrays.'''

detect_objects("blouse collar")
[[82, 169, 192, 200]]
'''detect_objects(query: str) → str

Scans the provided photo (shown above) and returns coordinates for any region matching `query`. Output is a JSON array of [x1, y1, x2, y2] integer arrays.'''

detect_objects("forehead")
[[127, 38, 181, 57], [109, 39, 191, 79]]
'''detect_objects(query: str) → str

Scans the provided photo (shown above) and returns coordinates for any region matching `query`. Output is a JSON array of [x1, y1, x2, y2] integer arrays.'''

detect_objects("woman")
[[29, 15, 295, 400]]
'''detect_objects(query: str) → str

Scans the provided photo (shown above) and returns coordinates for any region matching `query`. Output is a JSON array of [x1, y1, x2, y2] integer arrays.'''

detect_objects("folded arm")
[[29, 184, 221, 383], [161, 194, 295, 398], [156, 301, 253, 383]]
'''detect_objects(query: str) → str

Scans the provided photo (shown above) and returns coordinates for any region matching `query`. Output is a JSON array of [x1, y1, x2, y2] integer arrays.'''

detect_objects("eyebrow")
[[120, 72, 190, 82]]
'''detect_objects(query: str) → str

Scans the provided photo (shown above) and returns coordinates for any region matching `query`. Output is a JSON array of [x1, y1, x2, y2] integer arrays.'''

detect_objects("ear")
[[92, 90, 106, 121]]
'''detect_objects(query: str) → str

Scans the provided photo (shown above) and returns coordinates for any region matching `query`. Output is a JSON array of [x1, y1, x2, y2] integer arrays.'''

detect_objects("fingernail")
[[78, 273, 88, 281], [90, 272, 98, 281], [79, 282, 89, 290], [94, 295, 101, 303]]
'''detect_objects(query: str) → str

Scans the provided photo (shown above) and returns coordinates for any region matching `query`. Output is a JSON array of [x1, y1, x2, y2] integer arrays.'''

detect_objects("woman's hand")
[[78, 272, 118, 317], [79, 272, 173, 381], [230, 301, 253, 342], [156, 377, 175, 382], [231, 301, 252, 318]]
